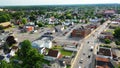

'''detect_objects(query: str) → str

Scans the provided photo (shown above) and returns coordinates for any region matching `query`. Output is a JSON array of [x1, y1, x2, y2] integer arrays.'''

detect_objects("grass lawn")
[[67, 65, 71, 68], [106, 29, 114, 34], [46, 24, 55, 28], [52, 46, 73, 56], [52, 45, 62, 50], [60, 49, 73, 56]]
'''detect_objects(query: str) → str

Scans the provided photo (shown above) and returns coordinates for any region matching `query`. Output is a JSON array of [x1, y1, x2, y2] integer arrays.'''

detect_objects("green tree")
[[119, 65, 120, 68], [17, 40, 44, 68], [5, 14, 11, 21], [0, 12, 11, 23], [115, 40, 120, 45], [66, 13, 72, 19], [104, 39, 111, 44], [100, 19, 105, 25], [22, 18, 27, 24], [0, 25, 4, 30], [114, 27, 120, 39], [37, 22, 44, 27], [0, 60, 13, 68], [12, 11, 24, 20], [29, 16, 36, 22]]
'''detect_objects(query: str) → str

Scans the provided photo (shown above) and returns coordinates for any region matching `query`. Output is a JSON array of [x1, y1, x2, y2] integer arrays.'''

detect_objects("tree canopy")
[[0, 14, 11, 23], [114, 27, 120, 39], [17, 40, 44, 68], [21, 18, 27, 24]]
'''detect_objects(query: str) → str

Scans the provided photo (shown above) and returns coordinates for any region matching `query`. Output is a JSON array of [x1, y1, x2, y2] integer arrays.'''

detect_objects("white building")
[[32, 38, 52, 49]]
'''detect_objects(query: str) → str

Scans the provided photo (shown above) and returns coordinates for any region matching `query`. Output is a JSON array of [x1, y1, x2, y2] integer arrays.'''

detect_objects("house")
[[0, 22, 11, 28], [50, 59, 66, 68], [89, 19, 100, 23], [63, 21, 74, 26], [97, 47, 112, 59], [109, 21, 120, 29], [49, 17, 55, 24], [44, 49, 61, 61], [10, 46, 18, 56], [71, 26, 91, 38], [0, 8, 3, 11], [95, 56, 114, 68], [55, 25, 64, 32], [32, 37, 52, 49], [99, 32, 113, 40], [62, 57, 72, 65], [104, 10, 116, 15], [24, 22, 35, 31]]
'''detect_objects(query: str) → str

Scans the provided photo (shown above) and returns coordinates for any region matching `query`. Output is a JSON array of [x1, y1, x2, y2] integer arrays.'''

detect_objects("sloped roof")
[[32, 39, 52, 48], [104, 10, 115, 14]]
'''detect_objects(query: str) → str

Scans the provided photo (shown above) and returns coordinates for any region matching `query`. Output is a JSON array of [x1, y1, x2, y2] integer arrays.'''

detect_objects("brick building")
[[71, 27, 91, 38]]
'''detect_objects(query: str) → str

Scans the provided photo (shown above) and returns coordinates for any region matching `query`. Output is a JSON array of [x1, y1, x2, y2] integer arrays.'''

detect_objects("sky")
[[0, 0, 120, 6]]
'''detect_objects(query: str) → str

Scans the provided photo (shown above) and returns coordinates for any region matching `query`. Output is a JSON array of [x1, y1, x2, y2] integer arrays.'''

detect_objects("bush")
[[0, 25, 4, 30], [104, 39, 111, 44], [100, 19, 105, 25], [37, 22, 44, 27], [115, 40, 120, 45], [100, 45, 111, 48]]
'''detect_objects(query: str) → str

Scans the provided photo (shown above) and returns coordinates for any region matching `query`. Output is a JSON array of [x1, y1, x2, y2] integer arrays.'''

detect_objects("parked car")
[[79, 58, 83, 64], [88, 55, 91, 58]]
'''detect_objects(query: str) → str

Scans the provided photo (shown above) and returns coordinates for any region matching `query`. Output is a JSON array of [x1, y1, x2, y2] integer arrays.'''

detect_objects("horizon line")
[[0, 3, 120, 7]]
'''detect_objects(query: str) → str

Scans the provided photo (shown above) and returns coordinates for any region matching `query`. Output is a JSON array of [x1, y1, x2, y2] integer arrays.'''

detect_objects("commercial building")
[[71, 26, 91, 38]]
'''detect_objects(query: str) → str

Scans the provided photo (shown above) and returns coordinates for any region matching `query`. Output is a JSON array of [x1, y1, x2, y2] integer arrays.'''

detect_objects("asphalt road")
[[71, 20, 111, 68]]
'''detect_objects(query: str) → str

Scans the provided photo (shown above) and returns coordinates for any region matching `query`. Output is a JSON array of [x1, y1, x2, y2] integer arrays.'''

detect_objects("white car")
[[79, 58, 83, 63]]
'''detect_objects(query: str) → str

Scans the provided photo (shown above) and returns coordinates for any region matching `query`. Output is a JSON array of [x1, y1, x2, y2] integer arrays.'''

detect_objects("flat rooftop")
[[98, 47, 111, 57], [96, 57, 114, 68]]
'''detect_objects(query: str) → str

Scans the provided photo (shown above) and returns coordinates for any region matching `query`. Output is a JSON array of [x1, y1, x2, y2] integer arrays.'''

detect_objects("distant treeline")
[[1, 4, 120, 11]]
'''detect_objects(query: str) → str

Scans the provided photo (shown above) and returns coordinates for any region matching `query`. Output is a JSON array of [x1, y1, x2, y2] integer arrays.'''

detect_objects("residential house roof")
[[49, 16, 55, 22], [104, 10, 116, 14], [51, 59, 66, 67], [32, 38, 52, 49], [62, 57, 72, 65], [47, 49, 58, 57]]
